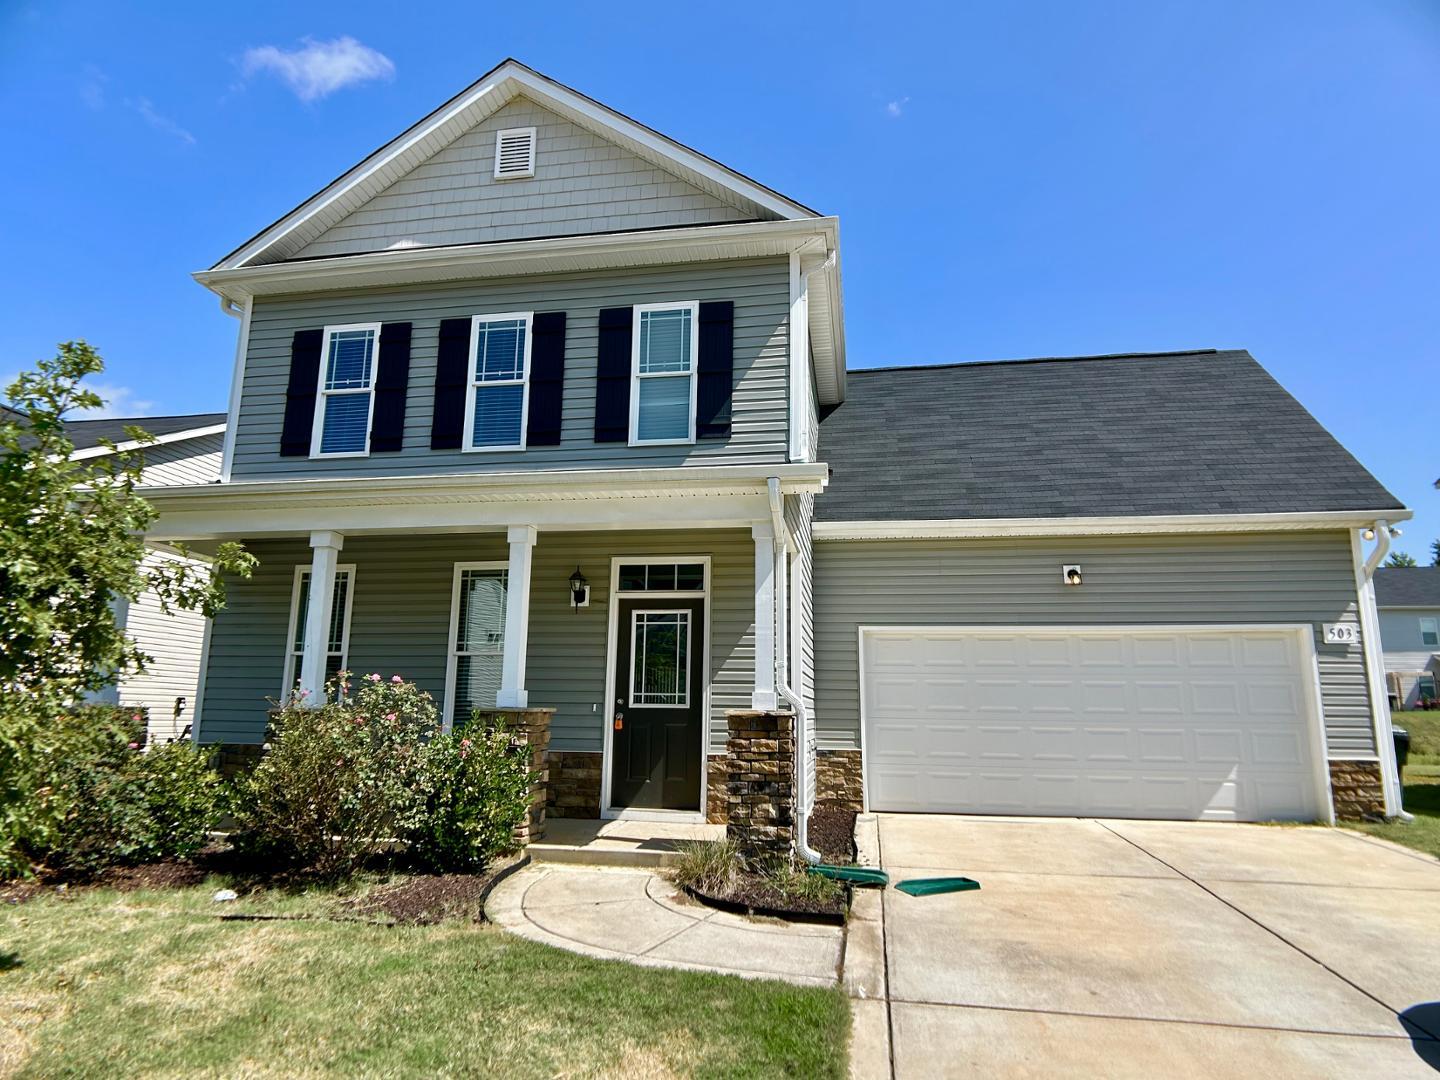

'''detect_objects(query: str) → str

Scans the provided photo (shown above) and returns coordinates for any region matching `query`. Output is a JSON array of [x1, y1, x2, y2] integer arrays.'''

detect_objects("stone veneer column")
[[815, 750, 865, 812], [723, 710, 796, 855], [1329, 760, 1386, 820], [489, 707, 554, 846], [547, 751, 603, 819]]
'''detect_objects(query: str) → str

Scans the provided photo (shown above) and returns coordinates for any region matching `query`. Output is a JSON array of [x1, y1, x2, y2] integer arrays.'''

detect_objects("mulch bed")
[[807, 807, 858, 864], [684, 876, 849, 924], [341, 856, 520, 925]]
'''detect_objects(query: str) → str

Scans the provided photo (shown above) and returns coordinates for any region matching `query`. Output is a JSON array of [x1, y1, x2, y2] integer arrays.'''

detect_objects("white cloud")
[[127, 97, 196, 145], [886, 97, 911, 118], [79, 65, 107, 110], [241, 36, 395, 102], [75, 383, 158, 419]]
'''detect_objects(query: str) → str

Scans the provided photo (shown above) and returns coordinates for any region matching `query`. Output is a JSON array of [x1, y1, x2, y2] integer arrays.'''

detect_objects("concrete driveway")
[[846, 815, 1440, 1079]]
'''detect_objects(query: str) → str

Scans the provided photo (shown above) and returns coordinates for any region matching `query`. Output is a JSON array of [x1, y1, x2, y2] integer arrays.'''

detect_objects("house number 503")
[[1322, 624, 1359, 645]]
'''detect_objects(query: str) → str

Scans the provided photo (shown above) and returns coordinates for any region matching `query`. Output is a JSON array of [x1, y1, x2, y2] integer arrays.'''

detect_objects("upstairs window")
[[493, 127, 536, 179], [313, 324, 379, 457], [1422, 617, 1439, 648], [282, 565, 356, 700], [630, 302, 697, 445], [465, 313, 532, 451]]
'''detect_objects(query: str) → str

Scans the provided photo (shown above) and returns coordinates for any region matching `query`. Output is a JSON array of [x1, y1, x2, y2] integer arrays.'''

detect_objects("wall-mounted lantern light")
[[1062, 564, 1083, 586], [569, 567, 590, 610]]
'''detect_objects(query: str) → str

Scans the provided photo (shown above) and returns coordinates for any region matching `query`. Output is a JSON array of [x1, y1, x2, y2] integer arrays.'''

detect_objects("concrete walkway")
[[846, 814, 1440, 1079], [486, 863, 844, 987]]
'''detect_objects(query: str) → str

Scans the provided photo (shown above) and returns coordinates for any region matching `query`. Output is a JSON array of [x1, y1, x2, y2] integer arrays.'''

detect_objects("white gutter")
[[1353, 521, 1407, 819], [768, 477, 821, 865]]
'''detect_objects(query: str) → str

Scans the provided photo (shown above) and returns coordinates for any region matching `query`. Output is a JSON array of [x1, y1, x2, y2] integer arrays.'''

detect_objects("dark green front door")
[[610, 597, 704, 811]]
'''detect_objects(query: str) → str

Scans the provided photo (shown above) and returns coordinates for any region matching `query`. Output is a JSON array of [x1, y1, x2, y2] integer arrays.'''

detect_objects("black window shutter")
[[431, 318, 472, 450], [594, 307, 632, 443], [526, 311, 566, 447], [370, 322, 412, 452], [696, 301, 735, 439], [280, 329, 324, 457]]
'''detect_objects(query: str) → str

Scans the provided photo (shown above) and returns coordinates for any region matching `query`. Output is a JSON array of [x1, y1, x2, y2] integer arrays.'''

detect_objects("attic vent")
[[493, 127, 536, 180]]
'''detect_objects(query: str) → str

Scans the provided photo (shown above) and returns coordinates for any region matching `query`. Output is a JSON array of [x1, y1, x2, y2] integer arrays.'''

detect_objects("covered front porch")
[[143, 464, 823, 825]]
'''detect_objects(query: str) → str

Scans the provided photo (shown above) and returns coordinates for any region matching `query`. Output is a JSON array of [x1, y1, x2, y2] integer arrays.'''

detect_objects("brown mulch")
[[341, 857, 519, 925], [2, 849, 224, 905], [686, 874, 848, 922], [808, 807, 858, 865]]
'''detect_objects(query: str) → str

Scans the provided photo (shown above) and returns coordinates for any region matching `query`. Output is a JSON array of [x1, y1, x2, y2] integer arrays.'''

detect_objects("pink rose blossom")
[[127, 742, 139, 750], [131, 714, 142, 722], [385, 713, 397, 722], [391, 674, 404, 684], [366, 673, 382, 682], [460, 738, 472, 749]]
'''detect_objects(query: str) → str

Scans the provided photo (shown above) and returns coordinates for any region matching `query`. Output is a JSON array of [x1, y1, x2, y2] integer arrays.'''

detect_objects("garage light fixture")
[[1062, 564, 1083, 586]]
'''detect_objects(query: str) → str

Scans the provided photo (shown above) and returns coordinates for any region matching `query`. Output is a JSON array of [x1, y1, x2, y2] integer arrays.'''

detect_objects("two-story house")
[[1375, 567, 1440, 709], [145, 60, 1410, 843]]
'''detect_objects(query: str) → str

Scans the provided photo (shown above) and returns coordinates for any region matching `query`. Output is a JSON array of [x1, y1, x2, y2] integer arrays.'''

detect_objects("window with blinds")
[[314, 324, 379, 456], [630, 303, 697, 445], [282, 566, 355, 700], [446, 565, 508, 729], [465, 313, 531, 451]]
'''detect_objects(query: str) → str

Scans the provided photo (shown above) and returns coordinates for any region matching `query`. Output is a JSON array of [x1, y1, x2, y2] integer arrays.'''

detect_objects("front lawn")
[[1, 883, 849, 1078], [1394, 709, 1440, 770], [1347, 783, 1440, 861]]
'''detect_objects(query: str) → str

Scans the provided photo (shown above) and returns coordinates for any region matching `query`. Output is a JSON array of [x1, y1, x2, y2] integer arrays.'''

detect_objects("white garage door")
[[861, 627, 1325, 822]]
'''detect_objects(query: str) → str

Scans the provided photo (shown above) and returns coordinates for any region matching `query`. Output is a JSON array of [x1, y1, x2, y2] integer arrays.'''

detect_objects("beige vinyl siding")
[[117, 551, 209, 744], [197, 529, 756, 754], [294, 96, 752, 260], [230, 258, 789, 479], [138, 431, 223, 486], [813, 531, 1376, 758]]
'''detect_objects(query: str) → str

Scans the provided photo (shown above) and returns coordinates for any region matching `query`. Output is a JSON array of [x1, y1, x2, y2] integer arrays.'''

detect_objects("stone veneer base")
[[723, 710, 796, 854], [1329, 759, 1386, 821], [548, 750, 603, 819], [815, 749, 864, 812]]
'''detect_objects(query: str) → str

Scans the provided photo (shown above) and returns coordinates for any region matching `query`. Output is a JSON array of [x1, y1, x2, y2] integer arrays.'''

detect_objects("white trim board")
[[70, 423, 227, 461], [814, 510, 1413, 541], [855, 622, 1335, 825], [600, 555, 711, 823]]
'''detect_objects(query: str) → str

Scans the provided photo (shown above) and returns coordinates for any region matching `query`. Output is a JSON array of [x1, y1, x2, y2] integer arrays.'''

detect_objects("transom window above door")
[[466, 313, 532, 451], [313, 324, 380, 457], [630, 302, 697, 445], [617, 562, 705, 593]]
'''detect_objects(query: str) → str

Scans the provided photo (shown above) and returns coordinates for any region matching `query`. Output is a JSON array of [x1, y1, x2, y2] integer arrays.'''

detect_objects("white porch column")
[[752, 521, 778, 710], [299, 530, 344, 705], [498, 525, 537, 709]]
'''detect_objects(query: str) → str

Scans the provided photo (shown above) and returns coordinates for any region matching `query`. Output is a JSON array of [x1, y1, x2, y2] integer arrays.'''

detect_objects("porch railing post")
[[299, 530, 344, 705], [498, 524, 537, 709]]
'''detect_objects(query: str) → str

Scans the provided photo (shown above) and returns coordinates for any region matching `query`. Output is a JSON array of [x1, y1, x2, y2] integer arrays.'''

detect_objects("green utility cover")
[[808, 865, 890, 886], [895, 877, 981, 897]]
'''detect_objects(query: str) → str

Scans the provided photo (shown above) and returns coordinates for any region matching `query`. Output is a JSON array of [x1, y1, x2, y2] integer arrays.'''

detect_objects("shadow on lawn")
[[0, 951, 20, 972]]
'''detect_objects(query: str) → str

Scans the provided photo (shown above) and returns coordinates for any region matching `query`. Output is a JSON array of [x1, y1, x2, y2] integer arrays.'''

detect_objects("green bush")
[[28, 705, 224, 876], [410, 716, 532, 872], [230, 675, 533, 878]]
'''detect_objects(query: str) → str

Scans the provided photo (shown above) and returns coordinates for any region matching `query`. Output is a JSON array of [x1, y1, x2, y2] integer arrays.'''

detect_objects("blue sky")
[[2, 1, 1437, 556]]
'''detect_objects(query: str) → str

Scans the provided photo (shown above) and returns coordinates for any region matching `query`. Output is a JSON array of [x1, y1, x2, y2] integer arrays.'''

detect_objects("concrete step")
[[527, 818, 725, 870]]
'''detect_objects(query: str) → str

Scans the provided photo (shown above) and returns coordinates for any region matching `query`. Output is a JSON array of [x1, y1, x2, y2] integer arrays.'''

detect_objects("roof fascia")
[[69, 423, 227, 460]]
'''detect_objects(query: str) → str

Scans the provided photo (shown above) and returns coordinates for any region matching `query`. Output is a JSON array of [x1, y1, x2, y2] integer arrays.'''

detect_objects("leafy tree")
[[1385, 551, 1419, 568], [0, 341, 255, 875], [1431, 538, 1440, 567]]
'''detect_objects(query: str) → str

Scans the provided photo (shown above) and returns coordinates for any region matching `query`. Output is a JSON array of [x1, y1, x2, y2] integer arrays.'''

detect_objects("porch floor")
[[529, 818, 725, 868]]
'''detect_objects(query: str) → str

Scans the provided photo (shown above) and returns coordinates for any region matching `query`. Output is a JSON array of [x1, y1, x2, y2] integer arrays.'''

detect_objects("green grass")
[[1347, 783, 1440, 861], [1394, 710, 1440, 768], [1, 882, 849, 1078]]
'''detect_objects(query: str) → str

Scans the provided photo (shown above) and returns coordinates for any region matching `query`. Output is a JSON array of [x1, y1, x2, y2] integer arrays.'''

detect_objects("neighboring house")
[[140, 59, 1409, 833], [70, 413, 226, 743], [1375, 567, 1440, 709]]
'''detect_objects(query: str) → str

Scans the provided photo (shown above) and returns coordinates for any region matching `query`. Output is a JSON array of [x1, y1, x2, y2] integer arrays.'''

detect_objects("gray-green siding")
[[198, 529, 756, 755], [813, 531, 1377, 758], [230, 259, 789, 480], [294, 96, 753, 260]]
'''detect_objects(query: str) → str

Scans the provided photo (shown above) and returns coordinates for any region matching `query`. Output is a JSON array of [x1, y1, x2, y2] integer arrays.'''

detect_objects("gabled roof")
[[1375, 568, 1440, 608], [66, 413, 226, 453], [815, 349, 1405, 524], [214, 59, 819, 270]]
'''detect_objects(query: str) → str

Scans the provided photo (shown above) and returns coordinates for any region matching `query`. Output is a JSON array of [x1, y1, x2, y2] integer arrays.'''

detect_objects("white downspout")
[[769, 477, 822, 864], [1355, 521, 1406, 819]]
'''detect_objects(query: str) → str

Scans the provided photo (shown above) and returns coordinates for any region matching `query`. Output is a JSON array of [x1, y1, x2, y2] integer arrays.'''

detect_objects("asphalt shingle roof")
[[64, 413, 225, 451], [815, 349, 1403, 522], [1375, 568, 1440, 608]]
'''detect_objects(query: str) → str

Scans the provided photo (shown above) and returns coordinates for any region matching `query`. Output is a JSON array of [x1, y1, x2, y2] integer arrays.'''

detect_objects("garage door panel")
[[862, 628, 1322, 822]]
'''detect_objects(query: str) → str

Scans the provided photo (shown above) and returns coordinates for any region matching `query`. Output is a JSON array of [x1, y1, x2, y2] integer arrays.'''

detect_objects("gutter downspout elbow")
[[768, 478, 823, 865], [219, 296, 244, 319]]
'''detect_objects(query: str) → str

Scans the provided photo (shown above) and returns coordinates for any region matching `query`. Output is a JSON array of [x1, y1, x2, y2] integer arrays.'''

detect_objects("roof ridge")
[[849, 349, 1231, 375]]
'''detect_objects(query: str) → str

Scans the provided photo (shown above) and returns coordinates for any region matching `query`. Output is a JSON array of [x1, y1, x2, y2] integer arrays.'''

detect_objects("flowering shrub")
[[23, 705, 224, 875], [410, 718, 532, 872], [231, 675, 533, 878]]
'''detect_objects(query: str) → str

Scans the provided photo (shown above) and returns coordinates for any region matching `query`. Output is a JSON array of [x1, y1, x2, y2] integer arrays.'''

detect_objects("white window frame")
[[628, 301, 699, 447], [628, 609, 693, 709], [310, 322, 381, 459], [281, 563, 357, 699], [493, 126, 537, 180], [442, 561, 509, 731], [462, 312, 532, 453], [1421, 617, 1439, 648]]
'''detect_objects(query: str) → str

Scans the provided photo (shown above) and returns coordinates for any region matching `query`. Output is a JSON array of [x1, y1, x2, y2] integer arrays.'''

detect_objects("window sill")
[[463, 443, 527, 453], [309, 451, 372, 460], [628, 437, 696, 448]]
